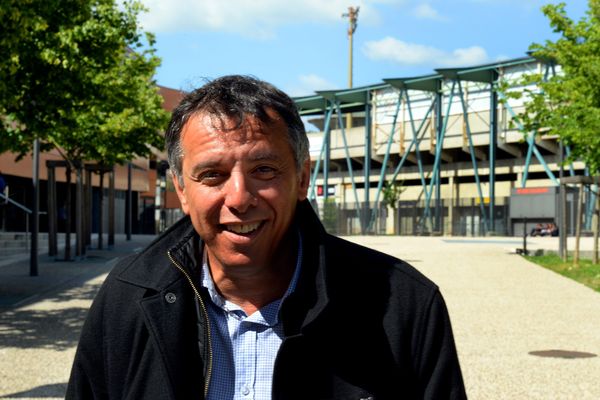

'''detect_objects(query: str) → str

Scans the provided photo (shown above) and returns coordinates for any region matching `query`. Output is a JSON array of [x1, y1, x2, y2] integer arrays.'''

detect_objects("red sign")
[[515, 187, 550, 195]]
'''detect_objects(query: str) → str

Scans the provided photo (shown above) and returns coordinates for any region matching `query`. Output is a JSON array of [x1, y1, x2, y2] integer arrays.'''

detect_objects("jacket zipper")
[[167, 250, 213, 398]]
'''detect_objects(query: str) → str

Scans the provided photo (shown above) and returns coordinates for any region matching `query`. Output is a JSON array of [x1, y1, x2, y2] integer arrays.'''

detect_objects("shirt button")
[[241, 384, 250, 395]]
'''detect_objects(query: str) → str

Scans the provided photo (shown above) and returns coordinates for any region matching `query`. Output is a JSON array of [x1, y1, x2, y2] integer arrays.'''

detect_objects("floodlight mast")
[[342, 6, 359, 129]]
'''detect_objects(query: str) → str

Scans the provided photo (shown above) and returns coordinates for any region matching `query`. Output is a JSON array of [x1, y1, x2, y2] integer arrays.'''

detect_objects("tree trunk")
[[75, 166, 84, 258], [64, 166, 72, 261], [126, 163, 132, 240], [30, 138, 40, 276], [574, 183, 584, 267], [593, 187, 599, 264], [85, 168, 92, 248], [47, 165, 57, 257], [560, 182, 568, 261], [108, 167, 115, 248], [98, 172, 104, 250]]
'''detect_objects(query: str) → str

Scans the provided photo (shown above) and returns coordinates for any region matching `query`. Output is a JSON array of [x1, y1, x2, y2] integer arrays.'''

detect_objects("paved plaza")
[[0, 234, 599, 399]]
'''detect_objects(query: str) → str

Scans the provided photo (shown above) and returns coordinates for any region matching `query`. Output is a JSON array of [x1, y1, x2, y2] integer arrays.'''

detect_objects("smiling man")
[[67, 76, 466, 399]]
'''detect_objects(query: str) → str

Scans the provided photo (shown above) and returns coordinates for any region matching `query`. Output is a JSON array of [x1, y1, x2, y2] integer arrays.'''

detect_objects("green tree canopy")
[[0, 0, 169, 166], [509, 1, 600, 174], [381, 181, 404, 210]]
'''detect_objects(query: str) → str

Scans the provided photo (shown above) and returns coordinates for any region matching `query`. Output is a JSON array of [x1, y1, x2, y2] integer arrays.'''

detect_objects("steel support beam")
[[369, 89, 435, 232], [364, 91, 372, 234], [489, 71, 499, 233], [422, 81, 456, 232], [497, 92, 558, 186], [308, 107, 333, 202], [389, 101, 435, 186], [334, 102, 361, 216], [456, 80, 489, 232], [434, 81, 443, 233], [368, 89, 403, 231]]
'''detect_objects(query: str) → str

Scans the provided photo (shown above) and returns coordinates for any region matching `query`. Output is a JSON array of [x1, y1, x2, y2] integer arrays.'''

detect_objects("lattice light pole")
[[342, 6, 359, 129]]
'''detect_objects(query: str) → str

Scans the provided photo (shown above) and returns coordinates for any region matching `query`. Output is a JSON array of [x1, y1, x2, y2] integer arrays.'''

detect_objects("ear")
[[297, 158, 311, 201], [172, 173, 190, 215]]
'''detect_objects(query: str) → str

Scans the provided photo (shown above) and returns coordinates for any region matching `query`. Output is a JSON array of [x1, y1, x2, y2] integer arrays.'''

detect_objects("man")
[[67, 75, 466, 399]]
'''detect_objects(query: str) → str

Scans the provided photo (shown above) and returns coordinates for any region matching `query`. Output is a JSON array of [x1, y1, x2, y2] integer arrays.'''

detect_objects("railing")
[[0, 191, 32, 250]]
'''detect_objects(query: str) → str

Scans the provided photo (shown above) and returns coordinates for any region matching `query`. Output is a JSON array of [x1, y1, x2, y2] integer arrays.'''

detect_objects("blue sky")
[[139, 0, 588, 97]]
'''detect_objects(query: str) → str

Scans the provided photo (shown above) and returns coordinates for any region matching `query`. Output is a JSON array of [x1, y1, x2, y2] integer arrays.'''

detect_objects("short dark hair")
[[165, 75, 309, 183]]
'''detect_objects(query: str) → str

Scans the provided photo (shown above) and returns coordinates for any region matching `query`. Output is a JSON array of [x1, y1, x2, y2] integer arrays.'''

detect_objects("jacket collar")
[[280, 200, 331, 334], [116, 215, 201, 291], [115, 200, 331, 332]]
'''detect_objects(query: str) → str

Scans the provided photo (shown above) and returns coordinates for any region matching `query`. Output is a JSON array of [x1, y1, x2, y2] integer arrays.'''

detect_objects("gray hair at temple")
[[164, 75, 309, 186]]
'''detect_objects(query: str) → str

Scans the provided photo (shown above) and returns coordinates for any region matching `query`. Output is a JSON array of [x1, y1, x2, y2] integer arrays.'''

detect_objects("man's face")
[[173, 110, 310, 271]]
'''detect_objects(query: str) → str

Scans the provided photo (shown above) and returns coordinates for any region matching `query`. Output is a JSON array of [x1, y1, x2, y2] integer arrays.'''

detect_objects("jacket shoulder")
[[106, 216, 198, 292], [323, 234, 438, 293]]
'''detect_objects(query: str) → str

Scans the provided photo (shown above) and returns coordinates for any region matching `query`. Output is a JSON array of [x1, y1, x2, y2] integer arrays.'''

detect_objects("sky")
[[138, 0, 588, 97]]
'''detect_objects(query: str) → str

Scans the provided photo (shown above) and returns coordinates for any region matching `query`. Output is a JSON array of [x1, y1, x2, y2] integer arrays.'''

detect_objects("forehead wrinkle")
[[247, 151, 282, 163], [186, 143, 283, 173], [199, 112, 269, 143]]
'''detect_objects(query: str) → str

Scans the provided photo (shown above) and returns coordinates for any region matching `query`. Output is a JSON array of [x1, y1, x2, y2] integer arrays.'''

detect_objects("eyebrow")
[[247, 152, 281, 163], [188, 152, 282, 175]]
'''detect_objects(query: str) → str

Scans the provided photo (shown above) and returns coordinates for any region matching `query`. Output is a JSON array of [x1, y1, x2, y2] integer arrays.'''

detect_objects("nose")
[[223, 171, 258, 213]]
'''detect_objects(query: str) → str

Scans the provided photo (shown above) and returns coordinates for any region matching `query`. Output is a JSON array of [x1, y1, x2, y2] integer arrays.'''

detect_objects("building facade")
[[295, 56, 592, 236], [0, 85, 185, 237]]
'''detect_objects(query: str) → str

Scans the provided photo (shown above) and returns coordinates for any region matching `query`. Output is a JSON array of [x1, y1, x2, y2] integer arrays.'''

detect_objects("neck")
[[207, 235, 297, 316]]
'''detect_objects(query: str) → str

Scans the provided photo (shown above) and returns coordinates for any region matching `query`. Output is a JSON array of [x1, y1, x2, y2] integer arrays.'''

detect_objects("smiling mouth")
[[224, 222, 262, 234]]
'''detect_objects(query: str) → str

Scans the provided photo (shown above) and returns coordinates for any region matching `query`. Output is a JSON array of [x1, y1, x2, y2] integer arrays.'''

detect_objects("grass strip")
[[524, 253, 600, 293]]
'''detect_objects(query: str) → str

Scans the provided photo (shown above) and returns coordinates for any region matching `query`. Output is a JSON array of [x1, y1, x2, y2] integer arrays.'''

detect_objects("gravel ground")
[[345, 235, 600, 400], [0, 235, 599, 399], [0, 235, 154, 400], [0, 274, 106, 400]]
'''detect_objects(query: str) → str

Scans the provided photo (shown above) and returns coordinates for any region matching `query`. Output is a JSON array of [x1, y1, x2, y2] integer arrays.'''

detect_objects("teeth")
[[226, 222, 261, 234]]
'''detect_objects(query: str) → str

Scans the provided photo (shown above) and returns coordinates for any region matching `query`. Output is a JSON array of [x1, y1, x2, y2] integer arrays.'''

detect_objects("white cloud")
[[451, 46, 488, 65], [495, 54, 511, 62], [363, 37, 489, 67], [413, 3, 447, 21], [286, 74, 337, 97], [139, 0, 400, 38]]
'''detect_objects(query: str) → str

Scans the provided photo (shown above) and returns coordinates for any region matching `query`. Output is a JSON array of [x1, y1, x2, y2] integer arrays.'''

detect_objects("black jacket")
[[67, 201, 466, 399]]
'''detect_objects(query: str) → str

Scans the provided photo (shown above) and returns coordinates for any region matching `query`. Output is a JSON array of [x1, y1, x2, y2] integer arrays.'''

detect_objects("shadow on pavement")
[[0, 306, 89, 350], [0, 265, 107, 350], [0, 383, 67, 398]]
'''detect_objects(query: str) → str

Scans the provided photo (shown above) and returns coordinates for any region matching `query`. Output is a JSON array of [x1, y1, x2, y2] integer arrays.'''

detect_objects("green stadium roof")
[[293, 55, 538, 113]]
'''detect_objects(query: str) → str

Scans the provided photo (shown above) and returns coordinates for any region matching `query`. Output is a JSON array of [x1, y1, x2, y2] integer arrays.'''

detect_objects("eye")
[[253, 165, 278, 179], [196, 170, 226, 185]]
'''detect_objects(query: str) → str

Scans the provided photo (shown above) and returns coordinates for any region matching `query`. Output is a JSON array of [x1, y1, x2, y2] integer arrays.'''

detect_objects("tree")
[[381, 180, 404, 210], [509, 1, 600, 174], [0, 0, 168, 163], [506, 1, 600, 266], [0, 0, 169, 260], [381, 181, 404, 234]]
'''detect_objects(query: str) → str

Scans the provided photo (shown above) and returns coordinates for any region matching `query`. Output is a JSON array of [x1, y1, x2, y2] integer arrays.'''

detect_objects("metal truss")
[[298, 56, 587, 236]]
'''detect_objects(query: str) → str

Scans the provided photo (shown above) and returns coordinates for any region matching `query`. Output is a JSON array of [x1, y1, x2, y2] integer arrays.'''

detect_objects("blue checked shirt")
[[200, 233, 303, 400]]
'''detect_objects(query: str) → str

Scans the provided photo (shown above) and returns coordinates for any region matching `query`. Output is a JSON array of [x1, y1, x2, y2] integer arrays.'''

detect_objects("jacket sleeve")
[[413, 290, 467, 400], [65, 281, 110, 399]]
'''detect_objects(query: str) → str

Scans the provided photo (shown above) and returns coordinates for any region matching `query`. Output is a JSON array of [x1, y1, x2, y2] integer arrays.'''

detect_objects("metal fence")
[[313, 197, 512, 236]]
